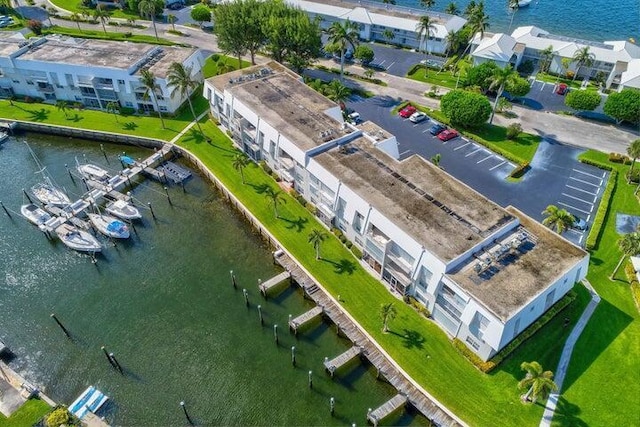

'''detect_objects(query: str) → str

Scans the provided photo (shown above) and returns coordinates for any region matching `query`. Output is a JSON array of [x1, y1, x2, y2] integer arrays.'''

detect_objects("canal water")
[[0, 133, 427, 426]]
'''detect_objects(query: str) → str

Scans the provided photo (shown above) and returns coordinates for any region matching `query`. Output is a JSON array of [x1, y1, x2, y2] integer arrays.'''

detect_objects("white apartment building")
[[285, 0, 466, 55], [470, 26, 640, 90], [203, 62, 589, 361], [0, 32, 204, 113]]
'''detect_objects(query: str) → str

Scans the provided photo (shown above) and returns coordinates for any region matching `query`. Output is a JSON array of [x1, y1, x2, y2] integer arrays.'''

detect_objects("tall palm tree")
[[325, 20, 360, 81], [105, 101, 120, 122], [627, 139, 640, 182], [445, 1, 459, 15], [611, 232, 640, 279], [416, 15, 436, 70], [138, 0, 160, 41], [308, 229, 328, 260], [420, 0, 435, 9], [69, 12, 82, 32], [232, 153, 250, 184], [507, 0, 519, 32], [572, 46, 595, 81], [139, 69, 165, 129], [166, 62, 203, 134], [456, 0, 489, 80], [325, 79, 351, 105], [518, 361, 558, 404], [538, 45, 554, 73], [541, 205, 575, 234], [487, 65, 518, 124], [444, 30, 461, 59], [264, 186, 286, 218], [55, 100, 68, 118], [463, 0, 477, 18], [92, 5, 110, 35], [380, 302, 397, 333]]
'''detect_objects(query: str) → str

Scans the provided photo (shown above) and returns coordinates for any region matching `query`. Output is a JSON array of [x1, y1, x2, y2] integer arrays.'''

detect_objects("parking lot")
[[512, 79, 608, 115], [346, 95, 608, 247]]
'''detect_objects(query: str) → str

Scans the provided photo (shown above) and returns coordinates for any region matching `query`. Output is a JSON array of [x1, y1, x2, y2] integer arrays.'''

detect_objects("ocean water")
[[389, 0, 639, 42]]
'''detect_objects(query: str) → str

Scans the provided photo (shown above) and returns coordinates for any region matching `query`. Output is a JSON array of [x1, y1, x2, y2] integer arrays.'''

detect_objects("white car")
[[409, 112, 428, 123], [347, 112, 361, 124]]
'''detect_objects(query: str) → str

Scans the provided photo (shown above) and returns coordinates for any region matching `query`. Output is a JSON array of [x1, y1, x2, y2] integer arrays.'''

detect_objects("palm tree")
[[167, 14, 176, 32], [420, 0, 435, 9], [55, 100, 68, 118], [463, 0, 477, 18], [264, 186, 286, 218], [538, 45, 554, 74], [105, 101, 120, 122], [518, 361, 558, 404], [445, 1, 459, 15], [627, 139, 640, 182], [487, 65, 519, 124], [455, 0, 489, 84], [364, 69, 375, 79], [572, 46, 595, 81], [69, 12, 82, 32], [308, 229, 328, 260], [232, 153, 250, 184], [382, 28, 395, 44], [325, 79, 351, 104], [92, 5, 110, 35], [443, 30, 461, 63], [541, 205, 575, 234], [325, 20, 360, 81], [380, 302, 397, 333], [507, 0, 519, 32], [138, 0, 160, 41], [166, 62, 203, 134], [416, 16, 436, 70], [139, 69, 165, 129], [611, 232, 640, 279], [431, 153, 441, 166]]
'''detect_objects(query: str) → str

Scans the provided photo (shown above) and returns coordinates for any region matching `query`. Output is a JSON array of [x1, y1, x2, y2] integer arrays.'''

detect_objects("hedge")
[[609, 152, 632, 165], [453, 339, 495, 372], [624, 262, 640, 313], [579, 158, 617, 250]]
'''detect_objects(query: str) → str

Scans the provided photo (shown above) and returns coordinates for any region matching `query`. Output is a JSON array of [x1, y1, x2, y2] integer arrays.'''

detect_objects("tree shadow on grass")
[[320, 258, 356, 275], [122, 122, 138, 131], [552, 396, 588, 427], [181, 128, 206, 144], [27, 108, 49, 122], [390, 328, 426, 350], [249, 182, 271, 195], [280, 215, 308, 232], [67, 113, 83, 123]]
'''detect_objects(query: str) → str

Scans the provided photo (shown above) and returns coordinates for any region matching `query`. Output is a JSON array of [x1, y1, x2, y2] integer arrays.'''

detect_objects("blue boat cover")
[[119, 155, 135, 165], [107, 220, 127, 233]]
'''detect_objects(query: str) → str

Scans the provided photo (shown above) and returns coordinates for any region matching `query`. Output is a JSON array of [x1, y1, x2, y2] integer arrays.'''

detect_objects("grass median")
[[177, 118, 590, 427]]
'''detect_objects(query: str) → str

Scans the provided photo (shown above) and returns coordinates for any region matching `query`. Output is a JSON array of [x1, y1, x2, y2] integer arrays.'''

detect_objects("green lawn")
[[202, 54, 251, 79], [407, 66, 459, 90], [177, 119, 591, 427], [48, 0, 140, 20], [552, 151, 640, 427], [0, 96, 208, 141], [0, 398, 51, 427], [42, 25, 175, 45]]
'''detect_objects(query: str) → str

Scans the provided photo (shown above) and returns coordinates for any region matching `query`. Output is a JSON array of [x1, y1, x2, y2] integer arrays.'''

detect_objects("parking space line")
[[378, 60, 386, 65], [562, 192, 596, 204], [569, 176, 600, 187], [399, 149, 412, 157], [572, 168, 603, 180], [579, 234, 584, 244], [454, 142, 470, 151], [477, 154, 493, 164], [558, 201, 591, 215], [465, 147, 483, 157], [422, 129, 431, 133], [566, 184, 598, 196], [386, 61, 395, 71], [489, 161, 506, 171]]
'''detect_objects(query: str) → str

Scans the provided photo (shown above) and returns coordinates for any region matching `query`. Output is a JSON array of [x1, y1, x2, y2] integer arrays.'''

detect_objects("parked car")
[[572, 216, 588, 231], [420, 59, 441, 68], [166, 1, 184, 10], [556, 83, 569, 95], [408, 112, 428, 123], [438, 129, 459, 141], [347, 112, 362, 125], [429, 124, 446, 135], [398, 105, 417, 118]]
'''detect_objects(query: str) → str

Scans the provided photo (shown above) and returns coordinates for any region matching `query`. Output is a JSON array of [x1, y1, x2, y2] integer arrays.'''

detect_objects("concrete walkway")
[[539, 280, 601, 427]]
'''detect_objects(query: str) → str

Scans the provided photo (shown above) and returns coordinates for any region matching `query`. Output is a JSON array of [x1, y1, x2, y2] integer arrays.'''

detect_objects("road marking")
[[454, 142, 470, 151], [572, 168, 603, 180], [465, 147, 483, 157], [422, 129, 430, 133], [477, 154, 493, 164], [461, 137, 469, 142], [539, 82, 546, 91], [489, 161, 506, 171], [566, 184, 598, 196], [558, 201, 591, 215], [569, 176, 600, 187], [399, 149, 412, 156], [562, 192, 596, 204], [386, 61, 395, 71], [378, 60, 386, 65], [602, 171, 607, 178], [579, 234, 584, 244]]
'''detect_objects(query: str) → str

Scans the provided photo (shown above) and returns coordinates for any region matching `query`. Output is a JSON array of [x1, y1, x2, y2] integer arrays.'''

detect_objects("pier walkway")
[[324, 346, 361, 377], [275, 254, 462, 427], [289, 306, 323, 334], [368, 393, 407, 426], [259, 271, 291, 297]]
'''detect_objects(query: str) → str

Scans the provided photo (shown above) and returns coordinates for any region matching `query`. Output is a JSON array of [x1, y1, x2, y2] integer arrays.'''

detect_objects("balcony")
[[91, 77, 114, 90], [386, 251, 413, 276], [36, 83, 54, 93]]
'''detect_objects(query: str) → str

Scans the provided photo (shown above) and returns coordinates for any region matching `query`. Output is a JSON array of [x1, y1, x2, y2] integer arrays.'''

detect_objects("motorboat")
[[105, 199, 142, 220], [31, 179, 71, 207], [55, 223, 102, 253], [21, 203, 52, 227], [517, 0, 532, 7], [77, 163, 111, 182], [88, 213, 130, 239], [0, 131, 8, 144]]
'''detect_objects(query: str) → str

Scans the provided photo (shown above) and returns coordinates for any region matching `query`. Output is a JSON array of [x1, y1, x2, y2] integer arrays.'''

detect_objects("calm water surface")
[[0, 134, 427, 426]]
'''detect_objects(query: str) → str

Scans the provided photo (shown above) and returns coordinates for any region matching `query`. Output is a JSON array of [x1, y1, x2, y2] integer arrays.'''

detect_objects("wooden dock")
[[368, 393, 407, 426], [324, 345, 361, 377], [258, 271, 291, 297], [289, 306, 323, 334], [275, 253, 462, 427], [158, 161, 192, 184]]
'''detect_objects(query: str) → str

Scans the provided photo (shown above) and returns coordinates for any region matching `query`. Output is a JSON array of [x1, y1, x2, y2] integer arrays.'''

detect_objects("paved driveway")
[[346, 95, 608, 247], [367, 44, 443, 77]]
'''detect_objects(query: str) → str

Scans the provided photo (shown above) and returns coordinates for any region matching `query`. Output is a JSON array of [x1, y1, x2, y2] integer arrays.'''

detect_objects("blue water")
[[385, 0, 639, 42]]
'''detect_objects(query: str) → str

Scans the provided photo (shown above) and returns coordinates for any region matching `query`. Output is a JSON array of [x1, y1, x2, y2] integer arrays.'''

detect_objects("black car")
[[429, 124, 446, 135], [166, 2, 184, 10]]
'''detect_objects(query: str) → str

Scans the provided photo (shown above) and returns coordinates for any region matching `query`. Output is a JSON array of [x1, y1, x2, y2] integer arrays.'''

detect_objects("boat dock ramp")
[[258, 271, 291, 297], [323, 346, 361, 377], [289, 306, 323, 334], [368, 393, 408, 427], [157, 161, 192, 184]]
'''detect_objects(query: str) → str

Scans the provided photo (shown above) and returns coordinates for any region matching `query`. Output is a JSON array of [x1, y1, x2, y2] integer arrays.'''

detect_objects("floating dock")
[[368, 393, 408, 426], [324, 346, 361, 377], [157, 161, 192, 184], [289, 306, 323, 334], [258, 271, 291, 297], [69, 386, 109, 420]]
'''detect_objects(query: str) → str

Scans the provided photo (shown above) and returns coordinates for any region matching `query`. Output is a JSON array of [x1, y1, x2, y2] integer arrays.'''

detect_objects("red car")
[[438, 129, 459, 141], [398, 105, 417, 118], [555, 83, 568, 95]]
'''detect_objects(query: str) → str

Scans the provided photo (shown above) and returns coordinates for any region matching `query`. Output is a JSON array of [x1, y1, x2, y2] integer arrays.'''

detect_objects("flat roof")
[[447, 206, 587, 321], [314, 135, 513, 262], [209, 63, 347, 152], [0, 31, 27, 57]]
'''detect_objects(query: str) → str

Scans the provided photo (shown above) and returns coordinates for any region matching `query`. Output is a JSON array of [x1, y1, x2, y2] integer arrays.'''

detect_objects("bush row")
[[403, 295, 430, 318], [579, 158, 617, 250], [609, 152, 632, 165], [452, 339, 496, 372], [624, 262, 640, 313]]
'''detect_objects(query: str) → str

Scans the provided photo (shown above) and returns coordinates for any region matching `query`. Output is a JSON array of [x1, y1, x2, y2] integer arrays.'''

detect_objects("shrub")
[[603, 88, 640, 124], [565, 90, 602, 111], [305, 203, 316, 215], [354, 45, 374, 64], [453, 339, 496, 372], [351, 245, 362, 259], [627, 168, 640, 184], [345, 240, 353, 249], [506, 123, 522, 140], [339, 234, 347, 244], [584, 168, 617, 250], [27, 19, 43, 35], [517, 59, 534, 75], [260, 161, 273, 176], [331, 227, 342, 237], [509, 162, 530, 179], [625, 262, 640, 312], [609, 152, 631, 164], [440, 90, 491, 128], [46, 407, 73, 427]]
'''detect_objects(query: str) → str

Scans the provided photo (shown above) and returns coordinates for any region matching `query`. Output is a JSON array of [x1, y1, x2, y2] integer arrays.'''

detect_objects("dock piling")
[[242, 288, 249, 307], [291, 346, 296, 367], [65, 164, 75, 183], [109, 352, 123, 374], [330, 397, 335, 416], [0, 201, 11, 218], [308, 370, 313, 389], [148, 202, 156, 219], [100, 144, 109, 164], [257, 305, 263, 326], [273, 324, 278, 345], [22, 188, 32, 204], [180, 401, 194, 425], [50, 313, 71, 338], [230, 270, 237, 289], [101, 346, 116, 368], [164, 186, 172, 205]]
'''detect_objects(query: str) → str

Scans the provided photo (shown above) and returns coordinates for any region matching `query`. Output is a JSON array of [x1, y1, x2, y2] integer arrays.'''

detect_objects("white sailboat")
[[55, 223, 102, 253], [21, 203, 52, 227], [31, 177, 71, 207], [105, 199, 142, 220], [88, 213, 130, 239], [76, 160, 111, 182]]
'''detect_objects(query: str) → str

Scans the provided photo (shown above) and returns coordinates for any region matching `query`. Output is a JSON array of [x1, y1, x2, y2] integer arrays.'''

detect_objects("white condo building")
[[470, 26, 640, 91], [203, 62, 589, 361], [285, 0, 466, 55], [0, 32, 204, 113]]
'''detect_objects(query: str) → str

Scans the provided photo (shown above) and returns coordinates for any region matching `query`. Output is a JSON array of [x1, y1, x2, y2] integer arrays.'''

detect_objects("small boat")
[[517, 0, 532, 7], [88, 213, 130, 239], [0, 131, 8, 144], [55, 223, 102, 253], [21, 203, 52, 227], [69, 386, 109, 420], [105, 199, 142, 220], [77, 163, 111, 182], [31, 179, 71, 207]]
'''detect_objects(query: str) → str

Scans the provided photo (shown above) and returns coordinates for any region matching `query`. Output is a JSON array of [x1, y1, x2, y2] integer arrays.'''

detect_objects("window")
[[117, 79, 125, 85], [544, 289, 556, 310], [512, 318, 521, 339], [353, 211, 364, 234], [268, 140, 276, 159], [159, 106, 168, 112], [466, 336, 480, 350], [416, 266, 433, 293], [26, 80, 34, 85], [125, 101, 133, 107]]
